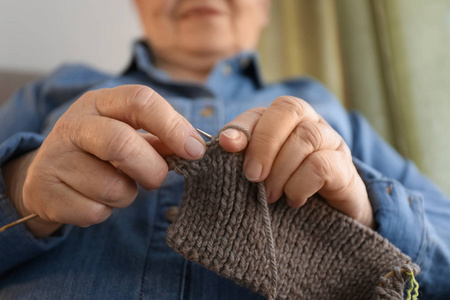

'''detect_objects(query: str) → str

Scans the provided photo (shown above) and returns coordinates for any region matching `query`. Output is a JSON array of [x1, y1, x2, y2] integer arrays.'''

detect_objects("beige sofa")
[[0, 70, 41, 105]]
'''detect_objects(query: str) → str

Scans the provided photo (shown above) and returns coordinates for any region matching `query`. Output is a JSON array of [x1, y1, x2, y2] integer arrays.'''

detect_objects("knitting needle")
[[0, 213, 38, 234], [2, 129, 212, 234], [196, 128, 212, 140]]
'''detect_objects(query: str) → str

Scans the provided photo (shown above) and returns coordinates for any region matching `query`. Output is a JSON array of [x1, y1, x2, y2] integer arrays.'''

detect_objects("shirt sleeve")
[[0, 64, 107, 276], [349, 112, 450, 299], [0, 78, 70, 276]]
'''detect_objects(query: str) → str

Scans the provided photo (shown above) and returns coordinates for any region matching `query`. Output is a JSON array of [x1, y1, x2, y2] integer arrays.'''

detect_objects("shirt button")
[[222, 64, 232, 75], [165, 206, 179, 223], [200, 106, 215, 117]]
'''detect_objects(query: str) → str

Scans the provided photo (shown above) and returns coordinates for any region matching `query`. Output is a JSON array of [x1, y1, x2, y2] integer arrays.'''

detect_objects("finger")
[[243, 96, 319, 182], [265, 121, 345, 203], [81, 85, 206, 159], [283, 150, 361, 214], [52, 150, 138, 208], [24, 177, 113, 227], [218, 107, 266, 153], [139, 132, 175, 158], [53, 115, 168, 190]]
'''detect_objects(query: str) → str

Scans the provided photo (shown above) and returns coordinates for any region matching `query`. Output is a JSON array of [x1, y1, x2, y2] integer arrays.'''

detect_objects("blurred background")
[[0, 0, 449, 194]]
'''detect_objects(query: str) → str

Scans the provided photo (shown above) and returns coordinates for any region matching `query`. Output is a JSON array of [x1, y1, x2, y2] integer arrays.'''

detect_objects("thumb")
[[218, 107, 266, 152]]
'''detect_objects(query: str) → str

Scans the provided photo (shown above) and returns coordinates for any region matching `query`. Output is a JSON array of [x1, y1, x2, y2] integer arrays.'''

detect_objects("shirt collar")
[[125, 40, 265, 90]]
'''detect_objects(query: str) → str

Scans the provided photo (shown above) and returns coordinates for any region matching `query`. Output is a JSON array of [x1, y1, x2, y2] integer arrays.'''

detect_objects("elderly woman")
[[0, 0, 449, 299]]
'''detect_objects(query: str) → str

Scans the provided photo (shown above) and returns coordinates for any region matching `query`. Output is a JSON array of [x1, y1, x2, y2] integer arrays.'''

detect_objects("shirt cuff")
[[0, 132, 72, 275], [0, 132, 45, 191], [353, 157, 427, 265], [0, 193, 72, 275]]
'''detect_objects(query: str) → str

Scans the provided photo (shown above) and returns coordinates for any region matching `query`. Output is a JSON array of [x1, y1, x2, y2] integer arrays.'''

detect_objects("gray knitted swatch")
[[165, 126, 420, 300]]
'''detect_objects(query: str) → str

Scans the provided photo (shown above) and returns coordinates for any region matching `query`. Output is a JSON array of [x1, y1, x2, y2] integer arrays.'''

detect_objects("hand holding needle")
[[0, 128, 213, 234]]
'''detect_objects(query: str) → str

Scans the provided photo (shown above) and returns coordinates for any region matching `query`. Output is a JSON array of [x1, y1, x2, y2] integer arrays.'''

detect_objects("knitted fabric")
[[165, 126, 419, 300]]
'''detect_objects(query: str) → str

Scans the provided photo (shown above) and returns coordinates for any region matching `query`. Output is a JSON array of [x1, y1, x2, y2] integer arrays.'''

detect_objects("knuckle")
[[130, 86, 186, 140], [293, 122, 323, 150], [106, 127, 139, 162], [309, 153, 331, 179], [52, 119, 80, 150], [251, 131, 279, 152], [159, 115, 186, 140], [102, 177, 138, 207], [87, 88, 108, 110], [86, 88, 104, 100], [83, 204, 111, 226], [134, 86, 156, 103], [53, 115, 72, 136], [335, 169, 356, 195], [52, 115, 84, 150], [339, 141, 352, 158], [128, 86, 157, 123], [273, 96, 307, 120], [77, 89, 98, 107], [83, 88, 103, 99]]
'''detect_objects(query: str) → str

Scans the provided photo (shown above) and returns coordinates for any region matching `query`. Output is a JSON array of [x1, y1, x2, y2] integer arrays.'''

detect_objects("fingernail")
[[221, 128, 240, 140], [185, 136, 205, 158], [244, 159, 262, 181]]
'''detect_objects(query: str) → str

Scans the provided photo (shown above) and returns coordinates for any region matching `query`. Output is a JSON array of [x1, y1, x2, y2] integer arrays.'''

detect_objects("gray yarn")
[[165, 126, 420, 300], [256, 182, 279, 300]]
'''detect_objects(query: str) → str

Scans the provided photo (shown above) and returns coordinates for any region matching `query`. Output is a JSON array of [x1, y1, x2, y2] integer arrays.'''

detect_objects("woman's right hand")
[[2, 85, 206, 237]]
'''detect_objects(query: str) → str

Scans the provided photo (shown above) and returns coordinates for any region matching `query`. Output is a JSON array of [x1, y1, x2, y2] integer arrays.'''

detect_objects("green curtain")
[[258, 0, 450, 195], [259, 0, 346, 105]]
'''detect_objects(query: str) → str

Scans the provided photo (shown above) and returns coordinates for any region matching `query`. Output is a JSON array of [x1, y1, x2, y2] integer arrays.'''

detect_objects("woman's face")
[[134, 0, 270, 58]]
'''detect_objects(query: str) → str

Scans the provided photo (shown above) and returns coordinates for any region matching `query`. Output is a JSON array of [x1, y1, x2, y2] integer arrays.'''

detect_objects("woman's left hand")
[[219, 96, 374, 228]]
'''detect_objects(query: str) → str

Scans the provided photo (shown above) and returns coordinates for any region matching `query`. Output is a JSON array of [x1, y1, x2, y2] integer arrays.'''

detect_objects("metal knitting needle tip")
[[196, 128, 212, 140]]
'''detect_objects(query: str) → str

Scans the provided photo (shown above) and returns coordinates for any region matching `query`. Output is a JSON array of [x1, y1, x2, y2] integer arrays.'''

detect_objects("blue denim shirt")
[[0, 42, 449, 299]]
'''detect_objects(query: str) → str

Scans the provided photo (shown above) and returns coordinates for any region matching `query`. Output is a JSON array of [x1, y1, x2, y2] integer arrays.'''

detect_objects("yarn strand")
[[405, 271, 419, 300], [257, 182, 279, 300]]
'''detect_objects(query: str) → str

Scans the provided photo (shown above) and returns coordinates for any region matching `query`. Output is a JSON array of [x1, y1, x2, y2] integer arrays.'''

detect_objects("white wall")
[[0, 0, 142, 73]]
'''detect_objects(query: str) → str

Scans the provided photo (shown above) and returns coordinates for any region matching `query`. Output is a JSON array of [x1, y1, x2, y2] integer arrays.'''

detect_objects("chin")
[[178, 22, 238, 55], [182, 35, 237, 57]]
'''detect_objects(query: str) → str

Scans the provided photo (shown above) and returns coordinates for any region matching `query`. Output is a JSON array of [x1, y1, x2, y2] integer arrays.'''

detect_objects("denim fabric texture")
[[0, 41, 449, 299]]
